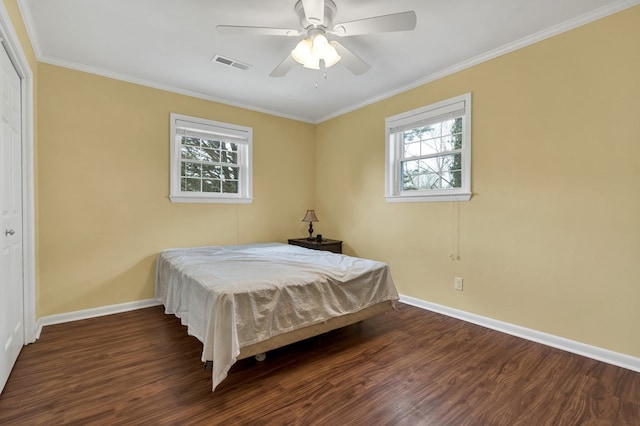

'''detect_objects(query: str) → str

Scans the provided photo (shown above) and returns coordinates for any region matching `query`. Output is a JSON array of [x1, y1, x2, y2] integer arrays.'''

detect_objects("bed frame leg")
[[255, 353, 266, 362], [204, 361, 213, 371]]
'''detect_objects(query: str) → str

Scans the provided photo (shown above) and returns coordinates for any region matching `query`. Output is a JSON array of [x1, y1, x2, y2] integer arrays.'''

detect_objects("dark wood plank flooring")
[[0, 303, 638, 425]]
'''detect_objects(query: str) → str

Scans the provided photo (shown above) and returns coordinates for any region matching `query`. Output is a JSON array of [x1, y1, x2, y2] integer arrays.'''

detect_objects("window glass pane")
[[439, 136, 459, 152], [451, 117, 463, 135], [401, 160, 420, 190], [450, 117, 463, 150], [181, 178, 201, 192], [222, 166, 239, 180], [191, 148, 211, 161], [402, 175, 417, 191], [182, 137, 200, 147], [221, 151, 238, 164], [418, 173, 440, 189], [440, 119, 455, 136], [451, 153, 462, 173], [181, 146, 196, 160], [403, 128, 422, 144], [202, 164, 220, 179], [223, 142, 239, 152], [439, 171, 462, 189], [403, 142, 420, 158], [181, 162, 201, 177], [201, 148, 218, 162], [182, 146, 211, 161], [201, 139, 220, 149], [401, 160, 419, 174], [222, 180, 238, 194], [202, 179, 221, 193], [429, 123, 443, 138]]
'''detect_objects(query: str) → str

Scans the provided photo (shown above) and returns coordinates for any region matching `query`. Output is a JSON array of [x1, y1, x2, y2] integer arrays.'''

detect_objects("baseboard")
[[36, 299, 163, 339], [399, 294, 640, 373], [33, 295, 640, 373]]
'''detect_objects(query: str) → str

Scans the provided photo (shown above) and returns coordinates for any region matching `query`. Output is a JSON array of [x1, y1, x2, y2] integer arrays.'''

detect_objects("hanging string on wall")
[[449, 201, 461, 262]]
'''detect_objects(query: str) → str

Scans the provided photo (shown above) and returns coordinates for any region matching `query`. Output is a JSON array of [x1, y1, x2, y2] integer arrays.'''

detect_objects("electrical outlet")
[[454, 277, 463, 291]]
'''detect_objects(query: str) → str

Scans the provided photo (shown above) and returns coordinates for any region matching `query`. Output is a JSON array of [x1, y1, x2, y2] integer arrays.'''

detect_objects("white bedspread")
[[155, 242, 398, 391]]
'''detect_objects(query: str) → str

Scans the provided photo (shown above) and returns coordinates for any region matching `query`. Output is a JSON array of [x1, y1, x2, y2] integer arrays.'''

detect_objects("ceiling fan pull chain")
[[320, 58, 327, 82]]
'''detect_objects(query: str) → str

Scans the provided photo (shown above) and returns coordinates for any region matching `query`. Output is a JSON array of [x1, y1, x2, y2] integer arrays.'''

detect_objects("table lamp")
[[301, 210, 319, 241]]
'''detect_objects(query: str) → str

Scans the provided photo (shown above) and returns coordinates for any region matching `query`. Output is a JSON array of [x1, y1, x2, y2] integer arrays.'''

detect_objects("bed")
[[155, 242, 399, 391]]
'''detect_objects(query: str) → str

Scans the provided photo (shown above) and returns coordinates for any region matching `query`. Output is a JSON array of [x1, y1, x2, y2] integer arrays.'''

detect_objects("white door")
[[0, 42, 23, 393]]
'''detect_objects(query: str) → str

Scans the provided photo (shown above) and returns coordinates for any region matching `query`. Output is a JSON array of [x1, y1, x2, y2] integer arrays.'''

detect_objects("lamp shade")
[[291, 39, 313, 65], [301, 210, 319, 222]]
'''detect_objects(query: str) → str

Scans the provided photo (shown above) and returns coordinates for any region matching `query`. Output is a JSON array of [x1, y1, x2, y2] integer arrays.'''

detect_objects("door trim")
[[0, 3, 36, 344]]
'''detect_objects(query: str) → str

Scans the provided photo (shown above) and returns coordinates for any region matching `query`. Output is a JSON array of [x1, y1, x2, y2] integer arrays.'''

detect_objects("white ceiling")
[[19, 0, 638, 123]]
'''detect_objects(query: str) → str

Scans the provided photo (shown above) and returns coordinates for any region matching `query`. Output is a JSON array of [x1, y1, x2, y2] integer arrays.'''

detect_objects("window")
[[385, 93, 471, 202], [170, 113, 253, 203]]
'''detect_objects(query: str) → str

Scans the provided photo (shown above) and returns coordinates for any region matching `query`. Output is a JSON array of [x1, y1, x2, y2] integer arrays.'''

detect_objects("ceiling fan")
[[216, 0, 417, 77]]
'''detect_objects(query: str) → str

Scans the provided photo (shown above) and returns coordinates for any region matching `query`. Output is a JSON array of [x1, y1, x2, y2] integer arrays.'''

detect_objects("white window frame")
[[385, 93, 472, 203], [169, 113, 253, 203]]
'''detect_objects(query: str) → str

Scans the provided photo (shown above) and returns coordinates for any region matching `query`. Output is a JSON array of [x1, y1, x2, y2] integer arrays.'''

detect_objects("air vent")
[[211, 55, 251, 71]]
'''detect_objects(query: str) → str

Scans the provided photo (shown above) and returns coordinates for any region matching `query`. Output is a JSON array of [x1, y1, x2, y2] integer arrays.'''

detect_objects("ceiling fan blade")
[[331, 41, 370, 75], [270, 54, 297, 77], [301, 0, 325, 26], [216, 25, 301, 37], [332, 11, 417, 37]]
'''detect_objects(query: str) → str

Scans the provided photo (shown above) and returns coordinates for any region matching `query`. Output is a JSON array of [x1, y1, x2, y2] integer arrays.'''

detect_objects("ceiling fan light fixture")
[[291, 33, 341, 70]]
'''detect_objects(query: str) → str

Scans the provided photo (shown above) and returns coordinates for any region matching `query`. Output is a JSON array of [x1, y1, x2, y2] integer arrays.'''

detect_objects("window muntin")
[[170, 113, 253, 203], [385, 93, 471, 202]]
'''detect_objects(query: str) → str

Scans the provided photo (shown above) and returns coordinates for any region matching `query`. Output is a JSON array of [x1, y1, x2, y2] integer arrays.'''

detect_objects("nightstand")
[[288, 238, 343, 254]]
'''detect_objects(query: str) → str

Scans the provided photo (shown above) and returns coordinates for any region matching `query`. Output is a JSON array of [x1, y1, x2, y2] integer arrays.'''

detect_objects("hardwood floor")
[[0, 303, 638, 425]]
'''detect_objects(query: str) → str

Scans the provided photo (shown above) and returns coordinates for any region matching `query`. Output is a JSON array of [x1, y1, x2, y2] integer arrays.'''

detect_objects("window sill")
[[169, 195, 254, 204], [385, 192, 472, 203]]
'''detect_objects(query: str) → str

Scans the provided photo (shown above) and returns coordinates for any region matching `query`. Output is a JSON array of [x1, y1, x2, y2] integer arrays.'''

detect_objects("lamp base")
[[307, 221, 314, 241]]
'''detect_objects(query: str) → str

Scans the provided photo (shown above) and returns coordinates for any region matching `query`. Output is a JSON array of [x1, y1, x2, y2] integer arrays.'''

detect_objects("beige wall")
[[37, 64, 315, 316], [316, 6, 640, 357]]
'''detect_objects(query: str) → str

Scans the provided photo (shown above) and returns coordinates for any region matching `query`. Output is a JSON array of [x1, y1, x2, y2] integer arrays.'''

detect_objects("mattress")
[[155, 242, 399, 391]]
